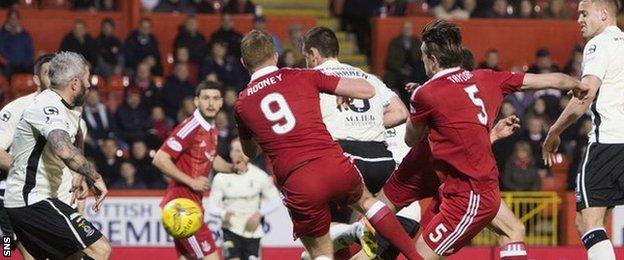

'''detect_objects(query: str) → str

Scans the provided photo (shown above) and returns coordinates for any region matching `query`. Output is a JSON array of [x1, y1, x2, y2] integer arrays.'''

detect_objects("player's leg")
[[221, 229, 242, 260], [241, 236, 261, 260], [419, 189, 500, 258], [174, 224, 219, 260], [576, 207, 615, 260], [488, 203, 527, 260], [80, 236, 112, 259], [0, 195, 35, 260], [349, 187, 419, 259], [301, 233, 334, 259]]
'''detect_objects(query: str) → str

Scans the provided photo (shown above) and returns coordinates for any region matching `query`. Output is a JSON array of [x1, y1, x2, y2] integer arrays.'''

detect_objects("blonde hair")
[[241, 30, 275, 71]]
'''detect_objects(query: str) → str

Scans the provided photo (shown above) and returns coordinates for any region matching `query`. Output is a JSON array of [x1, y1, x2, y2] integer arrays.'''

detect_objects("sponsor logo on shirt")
[[43, 106, 59, 115], [586, 44, 596, 55], [0, 112, 11, 122], [167, 137, 183, 152]]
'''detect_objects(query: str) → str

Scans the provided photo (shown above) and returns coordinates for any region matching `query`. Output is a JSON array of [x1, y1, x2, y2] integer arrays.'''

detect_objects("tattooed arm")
[[48, 129, 107, 211]]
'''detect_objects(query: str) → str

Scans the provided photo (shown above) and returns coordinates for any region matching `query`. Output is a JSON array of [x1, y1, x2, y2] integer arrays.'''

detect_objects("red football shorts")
[[383, 142, 441, 209], [279, 155, 364, 239], [174, 223, 217, 258], [421, 186, 500, 256]]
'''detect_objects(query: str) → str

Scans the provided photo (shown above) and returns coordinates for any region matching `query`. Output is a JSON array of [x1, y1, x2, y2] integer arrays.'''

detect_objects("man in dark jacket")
[[383, 21, 426, 103], [123, 18, 163, 75], [162, 63, 195, 120], [174, 15, 208, 64], [210, 14, 243, 58], [96, 18, 123, 76], [0, 9, 34, 75], [59, 20, 99, 67], [115, 87, 153, 144]]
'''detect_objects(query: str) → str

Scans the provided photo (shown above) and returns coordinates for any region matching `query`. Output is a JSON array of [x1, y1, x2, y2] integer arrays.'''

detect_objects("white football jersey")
[[316, 60, 397, 142], [384, 123, 410, 164], [582, 26, 624, 144], [5, 90, 82, 208], [208, 164, 279, 238]]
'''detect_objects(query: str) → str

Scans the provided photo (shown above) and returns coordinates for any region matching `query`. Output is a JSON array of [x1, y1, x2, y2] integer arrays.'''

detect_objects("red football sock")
[[500, 241, 527, 260], [366, 201, 419, 260]]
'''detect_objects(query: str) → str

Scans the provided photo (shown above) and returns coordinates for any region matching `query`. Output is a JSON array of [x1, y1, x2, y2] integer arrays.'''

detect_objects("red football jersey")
[[235, 66, 343, 181], [410, 68, 525, 193], [159, 110, 219, 207]]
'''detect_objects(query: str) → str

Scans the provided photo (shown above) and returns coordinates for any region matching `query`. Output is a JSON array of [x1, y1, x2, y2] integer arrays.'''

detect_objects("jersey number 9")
[[261, 93, 296, 134]]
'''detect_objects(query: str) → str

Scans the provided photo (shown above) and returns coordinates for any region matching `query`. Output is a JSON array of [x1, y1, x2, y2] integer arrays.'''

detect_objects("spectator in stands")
[[177, 96, 195, 122], [96, 18, 123, 77], [74, 0, 115, 11], [83, 90, 117, 153], [516, 0, 537, 19], [0, 1, 17, 8], [342, 0, 378, 56], [486, 0, 511, 18], [150, 106, 175, 144], [174, 46, 199, 85], [111, 162, 147, 189], [162, 63, 195, 120], [543, 0, 569, 19], [194, 0, 219, 13], [132, 62, 160, 109], [210, 14, 243, 58], [500, 101, 516, 119], [174, 15, 208, 64], [526, 97, 552, 125], [116, 87, 154, 144], [477, 48, 501, 71], [528, 48, 559, 73], [0, 8, 34, 75], [501, 141, 541, 191], [60, 20, 99, 67], [124, 18, 163, 76], [223, 0, 255, 14], [281, 24, 305, 67], [563, 45, 583, 79], [154, 0, 197, 13], [462, 0, 478, 17], [518, 116, 548, 174], [505, 91, 534, 120], [200, 41, 246, 90], [253, 16, 281, 54], [215, 110, 233, 158], [96, 138, 123, 184], [384, 21, 426, 103], [278, 49, 298, 68], [129, 140, 166, 189], [432, 0, 470, 20]]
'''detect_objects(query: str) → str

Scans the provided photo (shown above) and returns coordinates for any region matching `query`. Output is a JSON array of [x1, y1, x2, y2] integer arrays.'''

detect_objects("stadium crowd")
[[0, 2, 593, 193]]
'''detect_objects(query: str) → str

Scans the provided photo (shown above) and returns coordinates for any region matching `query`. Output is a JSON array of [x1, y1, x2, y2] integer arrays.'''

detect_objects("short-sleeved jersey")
[[160, 109, 218, 207], [234, 66, 342, 179], [410, 68, 525, 193], [0, 93, 37, 182], [5, 90, 83, 208], [316, 60, 397, 142], [582, 26, 624, 144]]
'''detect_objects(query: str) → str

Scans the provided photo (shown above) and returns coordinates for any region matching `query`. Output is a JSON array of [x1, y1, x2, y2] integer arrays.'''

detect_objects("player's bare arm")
[[152, 149, 209, 191], [334, 78, 376, 99], [383, 96, 409, 128], [521, 73, 590, 100], [70, 127, 89, 206], [490, 115, 521, 143], [213, 155, 247, 174], [0, 150, 10, 171], [405, 118, 428, 147], [543, 75, 601, 166], [47, 129, 107, 211]]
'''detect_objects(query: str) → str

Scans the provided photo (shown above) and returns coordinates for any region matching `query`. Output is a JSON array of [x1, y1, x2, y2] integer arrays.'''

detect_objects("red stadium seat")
[[405, 0, 431, 17], [105, 75, 129, 93], [10, 74, 36, 98]]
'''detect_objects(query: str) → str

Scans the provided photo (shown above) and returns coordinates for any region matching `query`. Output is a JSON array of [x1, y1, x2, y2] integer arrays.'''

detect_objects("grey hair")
[[48, 51, 88, 89]]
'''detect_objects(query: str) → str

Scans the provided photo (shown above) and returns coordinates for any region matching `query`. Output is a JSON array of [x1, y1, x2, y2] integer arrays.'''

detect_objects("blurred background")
[[0, 0, 623, 259]]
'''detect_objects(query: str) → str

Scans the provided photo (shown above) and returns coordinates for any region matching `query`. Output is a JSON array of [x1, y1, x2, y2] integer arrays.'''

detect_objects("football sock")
[[500, 241, 527, 260], [582, 228, 616, 260], [365, 201, 419, 260]]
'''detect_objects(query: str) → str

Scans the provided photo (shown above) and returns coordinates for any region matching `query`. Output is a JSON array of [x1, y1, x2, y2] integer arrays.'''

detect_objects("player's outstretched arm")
[[152, 150, 209, 191], [405, 118, 428, 147], [383, 96, 409, 128], [334, 78, 376, 99], [521, 73, 591, 100], [48, 129, 107, 211]]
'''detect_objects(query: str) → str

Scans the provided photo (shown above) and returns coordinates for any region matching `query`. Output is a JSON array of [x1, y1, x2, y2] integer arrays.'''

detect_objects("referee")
[[543, 1, 623, 259], [4, 52, 111, 259]]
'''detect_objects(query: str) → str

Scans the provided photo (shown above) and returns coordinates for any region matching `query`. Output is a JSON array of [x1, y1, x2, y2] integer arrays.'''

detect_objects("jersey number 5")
[[260, 93, 296, 134], [463, 85, 488, 125]]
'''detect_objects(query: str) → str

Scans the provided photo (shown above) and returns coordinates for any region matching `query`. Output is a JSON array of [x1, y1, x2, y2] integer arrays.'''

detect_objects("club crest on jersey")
[[0, 112, 10, 122], [586, 44, 596, 55], [43, 106, 59, 115]]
